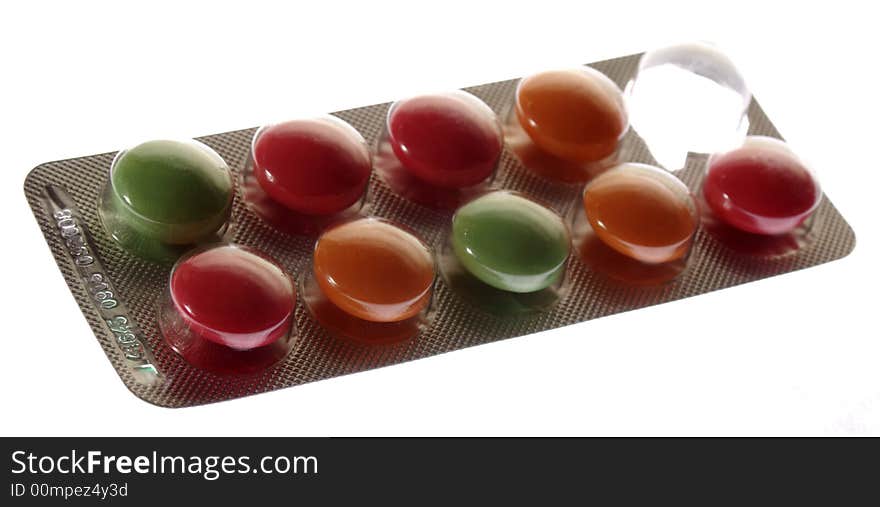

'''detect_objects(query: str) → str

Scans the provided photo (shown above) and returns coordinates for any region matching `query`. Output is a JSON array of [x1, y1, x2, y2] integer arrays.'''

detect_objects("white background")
[[1, 0, 877, 436]]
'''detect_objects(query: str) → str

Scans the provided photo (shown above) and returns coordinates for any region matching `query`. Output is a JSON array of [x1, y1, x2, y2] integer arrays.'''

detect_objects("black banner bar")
[[2, 437, 876, 504]]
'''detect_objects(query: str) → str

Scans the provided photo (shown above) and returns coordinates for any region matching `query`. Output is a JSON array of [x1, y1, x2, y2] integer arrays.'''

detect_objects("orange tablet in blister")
[[313, 218, 435, 323], [583, 163, 697, 264], [515, 67, 627, 164]]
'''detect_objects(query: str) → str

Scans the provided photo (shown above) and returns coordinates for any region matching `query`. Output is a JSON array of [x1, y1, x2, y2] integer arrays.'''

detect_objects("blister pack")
[[24, 50, 855, 407]]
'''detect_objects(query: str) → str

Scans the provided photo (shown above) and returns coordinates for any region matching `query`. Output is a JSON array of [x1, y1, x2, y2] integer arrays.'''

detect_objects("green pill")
[[100, 139, 233, 259], [451, 191, 570, 293]]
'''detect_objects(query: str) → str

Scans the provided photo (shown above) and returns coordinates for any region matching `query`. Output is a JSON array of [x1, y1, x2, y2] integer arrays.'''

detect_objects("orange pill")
[[583, 164, 697, 264], [313, 218, 435, 323], [516, 68, 627, 163]]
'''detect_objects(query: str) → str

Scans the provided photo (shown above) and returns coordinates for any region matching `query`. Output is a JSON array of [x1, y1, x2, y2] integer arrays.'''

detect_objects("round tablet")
[[703, 137, 821, 235], [388, 91, 502, 188], [583, 163, 697, 264], [452, 192, 570, 293], [515, 67, 627, 163], [169, 245, 296, 351], [109, 139, 232, 244], [252, 117, 372, 215], [313, 218, 435, 323]]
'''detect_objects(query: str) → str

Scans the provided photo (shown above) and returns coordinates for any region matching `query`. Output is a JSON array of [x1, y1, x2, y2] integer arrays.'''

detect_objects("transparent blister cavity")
[[242, 115, 371, 236], [571, 163, 698, 286], [700, 136, 822, 257], [504, 66, 628, 184], [375, 90, 502, 210], [438, 190, 571, 315], [626, 42, 751, 171], [302, 217, 436, 345], [158, 244, 297, 375], [99, 139, 233, 263]]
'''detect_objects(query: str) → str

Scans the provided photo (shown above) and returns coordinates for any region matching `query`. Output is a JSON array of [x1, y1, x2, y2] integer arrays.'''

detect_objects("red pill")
[[703, 137, 820, 235], [252, 117, 371, 215], [388, 91, 502, 188], [169, 245, 296, 351]]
